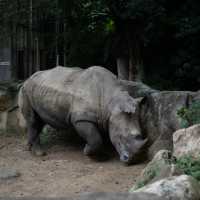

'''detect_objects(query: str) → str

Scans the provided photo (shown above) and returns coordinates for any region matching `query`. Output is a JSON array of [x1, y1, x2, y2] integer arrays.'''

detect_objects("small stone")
[[0, 168, 20, 180]]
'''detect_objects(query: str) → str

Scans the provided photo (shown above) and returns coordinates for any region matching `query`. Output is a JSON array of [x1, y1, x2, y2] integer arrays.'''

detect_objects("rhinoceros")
[[18, 66, 147, 164]]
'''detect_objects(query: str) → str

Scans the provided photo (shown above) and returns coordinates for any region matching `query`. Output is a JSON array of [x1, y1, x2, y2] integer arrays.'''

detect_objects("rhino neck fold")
[[96, 87, 119, 132]]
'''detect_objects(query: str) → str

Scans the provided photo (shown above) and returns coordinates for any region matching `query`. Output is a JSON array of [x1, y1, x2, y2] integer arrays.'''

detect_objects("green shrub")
[[177, 101, 200, 128], [134, 163, 160, 190], [175, 156, 200, 181], [40, 127, 52, 145]]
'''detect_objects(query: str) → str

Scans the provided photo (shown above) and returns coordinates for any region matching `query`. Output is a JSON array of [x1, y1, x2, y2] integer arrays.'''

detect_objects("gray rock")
[[131, 175, 200, 200], [0, 192, 169, 200], [0, 168, 20, 180], [74, 192, 168, 200], [119, 80, 158, 98], [140, 91, 191, 159], [0, 81, 24, 134], [0, 90, 11, 111], [173, 124, 200, 158]]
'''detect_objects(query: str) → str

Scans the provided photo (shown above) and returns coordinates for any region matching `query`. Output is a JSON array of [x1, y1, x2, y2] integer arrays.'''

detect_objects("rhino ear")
[[120, 93, 144, 114], [121, 98, 136, 114], [118, 91, 135, 114], [111, 91, 144, 115]]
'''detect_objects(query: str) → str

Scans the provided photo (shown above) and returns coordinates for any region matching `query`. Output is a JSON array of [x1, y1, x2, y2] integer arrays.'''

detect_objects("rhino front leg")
[[73, 121, 103, 156]]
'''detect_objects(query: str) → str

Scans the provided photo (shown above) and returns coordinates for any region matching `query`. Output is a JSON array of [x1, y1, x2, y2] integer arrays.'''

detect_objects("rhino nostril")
[[121, 154, 129, 162]]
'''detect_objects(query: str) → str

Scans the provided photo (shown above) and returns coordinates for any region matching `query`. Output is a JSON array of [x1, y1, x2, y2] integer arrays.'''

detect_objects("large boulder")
[[140, 91, 192, 159], [119, 80, 158, 98], [192, 90, 200, 102], [72, 192, 168, 200], [173, 124, 200, 158], [0, 88, 12, 131], [0, 193, 168, 200], [0, 90, 12, 111], [131, 150, 183, 190], [131, 175, 200, 200], [0, 81, 25, 134]]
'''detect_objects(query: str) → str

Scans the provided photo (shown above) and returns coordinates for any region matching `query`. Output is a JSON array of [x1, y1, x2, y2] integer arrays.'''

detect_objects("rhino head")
[[108, 92, 147, 164]]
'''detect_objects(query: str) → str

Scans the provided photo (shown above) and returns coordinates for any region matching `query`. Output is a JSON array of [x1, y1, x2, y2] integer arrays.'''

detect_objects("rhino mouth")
[[119, 145, 147, 165], [118, 145, 134, 164], [120, 153, 144, 165]]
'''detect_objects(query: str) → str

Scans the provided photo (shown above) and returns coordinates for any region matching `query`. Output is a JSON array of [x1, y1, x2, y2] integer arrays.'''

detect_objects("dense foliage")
[[177, 101, 200, 128], [0, 0, 200, 90], [175, 156, 200, 181]]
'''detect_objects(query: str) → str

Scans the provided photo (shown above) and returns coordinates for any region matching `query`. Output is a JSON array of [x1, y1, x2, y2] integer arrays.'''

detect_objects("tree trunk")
[[35, 37, 40, 71], [24, 30, 29, 78], [11, 22, 16, 80], [128, 33, 143, 81], [27, 0, 33, 76], [55, 0, 60, 66], [63, 21, 67, 66], [117, 56, 129, 80]]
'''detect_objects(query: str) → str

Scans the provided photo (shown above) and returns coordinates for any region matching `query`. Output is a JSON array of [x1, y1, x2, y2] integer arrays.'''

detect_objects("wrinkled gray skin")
[[18, 66, 147, 164]]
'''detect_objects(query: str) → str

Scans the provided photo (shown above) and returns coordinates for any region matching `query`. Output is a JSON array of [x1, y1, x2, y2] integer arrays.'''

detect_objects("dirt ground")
[[0, 133, 146, 197]]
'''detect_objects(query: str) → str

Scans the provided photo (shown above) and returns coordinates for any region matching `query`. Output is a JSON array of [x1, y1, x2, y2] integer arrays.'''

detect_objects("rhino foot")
[[83, 144, 102, 156], [83, 144, 94, 156], [83, 144, 109, 161], [33, 148, 46, 157], [29, 144, 46, 157]]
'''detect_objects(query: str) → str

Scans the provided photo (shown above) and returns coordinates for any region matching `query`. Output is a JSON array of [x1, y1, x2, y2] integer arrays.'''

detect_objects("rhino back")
[[22, 66, 121, 128], [66, 66, 123, 130], [70, 66, 120, 112], [23, 67, 83, 127]]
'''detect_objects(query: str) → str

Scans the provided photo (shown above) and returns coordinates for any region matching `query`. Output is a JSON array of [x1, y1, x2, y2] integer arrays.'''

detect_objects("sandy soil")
[[0, 133, 145, 197]]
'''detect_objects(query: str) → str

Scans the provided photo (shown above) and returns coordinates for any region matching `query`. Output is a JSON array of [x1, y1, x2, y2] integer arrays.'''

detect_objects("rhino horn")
[[136, 138, 148, 149]]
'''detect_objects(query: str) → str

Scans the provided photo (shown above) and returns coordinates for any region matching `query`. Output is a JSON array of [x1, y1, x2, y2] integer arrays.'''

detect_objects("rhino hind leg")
[[27, 117, 46, 156], [73, 121, 103, 156], [19, 91, 45, 156]]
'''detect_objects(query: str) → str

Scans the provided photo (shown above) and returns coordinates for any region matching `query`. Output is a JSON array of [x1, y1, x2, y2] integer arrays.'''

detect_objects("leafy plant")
[[134, 163, 159, 190], [177, 101, 200, 128], [40, 127, 52, 145], [175, 156, 200, 181]]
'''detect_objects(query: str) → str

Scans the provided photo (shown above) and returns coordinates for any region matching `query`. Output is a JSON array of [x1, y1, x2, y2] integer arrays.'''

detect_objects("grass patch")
[[134, 163, 160, 190], [177, 101, 200, 128], [174, 156, 200, 181]]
